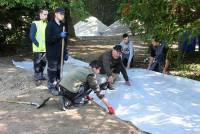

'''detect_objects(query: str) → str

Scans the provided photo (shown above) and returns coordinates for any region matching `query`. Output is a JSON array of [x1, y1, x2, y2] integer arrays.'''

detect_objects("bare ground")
[[68, 37, 148, 68], [0, 47, 145, 133]]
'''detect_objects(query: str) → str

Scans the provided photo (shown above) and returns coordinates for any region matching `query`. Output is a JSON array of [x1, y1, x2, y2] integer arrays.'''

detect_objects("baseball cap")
[[113, 45, 122, 53], [55, 8, 65, 13]]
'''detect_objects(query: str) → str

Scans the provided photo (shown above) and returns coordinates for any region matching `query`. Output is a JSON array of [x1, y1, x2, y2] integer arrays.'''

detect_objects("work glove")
[[60, 32, 67, 38], [64, 51, 69, 61], [64, 54, 68, 61], [108, 106, 115, 114]]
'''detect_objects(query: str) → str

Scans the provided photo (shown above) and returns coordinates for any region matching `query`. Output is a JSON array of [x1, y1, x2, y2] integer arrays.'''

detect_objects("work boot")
[[34, 73, 40, 81], [34, 73, 42, 86], [107, 83, 115, 90], [51, 88, 59, 96], [100, 82, 109, 90], [35, 80, 42, 86], [48, 82, 59, 96], [38, 73, 46, 80], [47, 82, 54, 91], [59, 96, 71, 111]]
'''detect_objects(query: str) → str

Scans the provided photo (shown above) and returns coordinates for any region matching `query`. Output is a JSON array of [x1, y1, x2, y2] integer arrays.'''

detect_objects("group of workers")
[[29, 8, 169, 114]]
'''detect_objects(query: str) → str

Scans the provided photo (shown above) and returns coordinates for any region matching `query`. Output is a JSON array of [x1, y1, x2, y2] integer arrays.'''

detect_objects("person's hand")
[[126, 64, 130, 69], [60, 32, 67, 38], [64, 53, 68, 61], [108, 106, 115, 114], [125, 81, 131, 86], [162, 69, 168, 74], [107, 76, 113, 83]]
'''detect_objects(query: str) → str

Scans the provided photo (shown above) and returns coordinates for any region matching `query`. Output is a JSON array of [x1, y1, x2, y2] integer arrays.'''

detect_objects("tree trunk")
[[65, 8, 75, 37]]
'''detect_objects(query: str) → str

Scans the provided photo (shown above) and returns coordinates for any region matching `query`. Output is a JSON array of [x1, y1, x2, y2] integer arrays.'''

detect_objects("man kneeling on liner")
[[56, 60, 115, 114]]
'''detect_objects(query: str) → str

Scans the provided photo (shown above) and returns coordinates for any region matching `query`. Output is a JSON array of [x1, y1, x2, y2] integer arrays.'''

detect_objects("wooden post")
[[60, 26, 65, 80]]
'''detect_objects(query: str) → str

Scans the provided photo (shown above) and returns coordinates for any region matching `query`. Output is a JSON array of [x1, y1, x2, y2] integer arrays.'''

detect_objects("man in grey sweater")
[[120, 33, 134, 69]]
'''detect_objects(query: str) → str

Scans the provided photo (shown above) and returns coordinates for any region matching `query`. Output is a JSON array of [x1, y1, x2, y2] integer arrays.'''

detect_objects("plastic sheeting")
[[13, 58, 200, 134], [74, 16, 131, 36]]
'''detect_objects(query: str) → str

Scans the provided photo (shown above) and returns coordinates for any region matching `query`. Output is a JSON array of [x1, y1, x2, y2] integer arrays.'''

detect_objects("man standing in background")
[[45, 8, 68, 94], [147, 36, 169, 74], [120, 33, 134, 69], [29, 8, 48, 82]]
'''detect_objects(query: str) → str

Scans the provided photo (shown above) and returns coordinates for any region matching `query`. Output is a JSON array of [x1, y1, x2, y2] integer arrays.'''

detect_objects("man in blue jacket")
[[45, 8, 68, 93]]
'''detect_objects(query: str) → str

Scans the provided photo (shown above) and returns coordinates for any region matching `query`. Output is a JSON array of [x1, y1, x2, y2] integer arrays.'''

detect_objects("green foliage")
[[0, 0, 46, 8], [118, 0, 200, 44], [0, 0, 89, 16], [68, 0, 89, 20], [0, 0, 89, 55], [118, 0, 200, 77]]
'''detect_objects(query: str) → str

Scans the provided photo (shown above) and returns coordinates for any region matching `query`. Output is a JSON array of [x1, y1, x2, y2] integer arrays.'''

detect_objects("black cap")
[[55, 8, 65, 13], [113, 45, 122, 53]]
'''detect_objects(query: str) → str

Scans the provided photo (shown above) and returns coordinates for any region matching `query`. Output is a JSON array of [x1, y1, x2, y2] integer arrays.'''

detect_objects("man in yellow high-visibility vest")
[[29, 9, 48, 81]]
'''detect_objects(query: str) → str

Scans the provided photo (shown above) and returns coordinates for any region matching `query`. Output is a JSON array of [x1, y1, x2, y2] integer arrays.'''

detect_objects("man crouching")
[[57, 60, 115, 114]]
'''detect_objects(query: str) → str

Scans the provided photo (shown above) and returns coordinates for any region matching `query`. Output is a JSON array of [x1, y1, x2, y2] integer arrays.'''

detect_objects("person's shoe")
[[37, 73, 46, 80], [64, 99, 71, 108], [47, 82, 54, 91], [51, 88, 59, 96], [34, 73, 40, 81], [48, 82, 59, 95], [107, 83, 115, 90], [100, 82, 108, 90], [59, 96, 71, 111], [38, 76, 46, 80], [35, 80, 42, 86]]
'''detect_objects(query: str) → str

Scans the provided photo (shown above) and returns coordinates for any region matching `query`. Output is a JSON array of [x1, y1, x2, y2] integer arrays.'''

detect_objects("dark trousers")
[[33, 52, 46, 80], [47, 59, 61, 83], [60, 85, 92, 105], [149, 62, 164, 73], [122, 57, 134, 68]]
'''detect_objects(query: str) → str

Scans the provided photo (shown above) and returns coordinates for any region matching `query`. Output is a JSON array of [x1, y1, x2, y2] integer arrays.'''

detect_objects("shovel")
[[0, 97, 51, 109], [60, 26, 65, 80]]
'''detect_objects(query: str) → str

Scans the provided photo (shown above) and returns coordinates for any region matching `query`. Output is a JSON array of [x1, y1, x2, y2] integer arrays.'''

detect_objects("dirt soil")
[[68, 37, 148, 68], [0, 38, 147, 134]]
